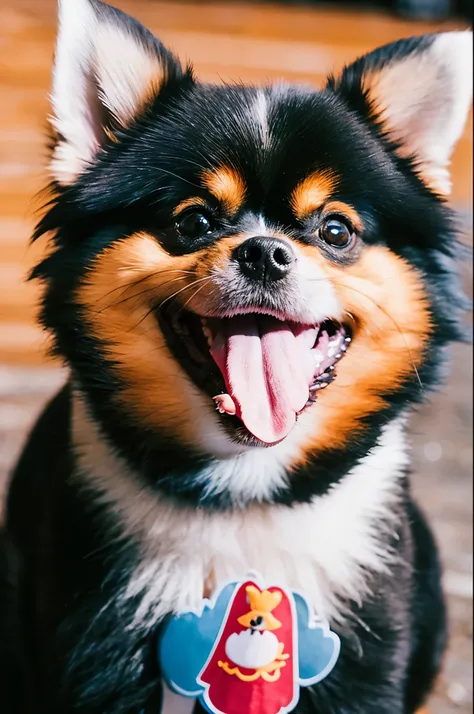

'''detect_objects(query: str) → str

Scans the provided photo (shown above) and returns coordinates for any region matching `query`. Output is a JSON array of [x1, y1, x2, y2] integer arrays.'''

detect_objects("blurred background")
[[0, 1, 471, 711]]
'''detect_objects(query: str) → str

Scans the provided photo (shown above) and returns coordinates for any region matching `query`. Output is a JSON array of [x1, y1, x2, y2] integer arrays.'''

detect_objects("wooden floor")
[[0, 2, 472, 713]]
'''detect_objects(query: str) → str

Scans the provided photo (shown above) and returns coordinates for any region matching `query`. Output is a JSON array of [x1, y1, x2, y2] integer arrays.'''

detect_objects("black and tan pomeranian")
[[1, 1, 472, 713]]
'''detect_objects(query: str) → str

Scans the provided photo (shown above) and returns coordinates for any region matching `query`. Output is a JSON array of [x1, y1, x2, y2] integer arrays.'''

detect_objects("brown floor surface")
[[0, 1, 472, 712]]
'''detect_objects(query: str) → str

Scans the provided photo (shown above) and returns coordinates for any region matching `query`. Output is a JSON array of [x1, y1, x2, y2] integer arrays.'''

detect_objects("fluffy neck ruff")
[[72, 392, 408, 629]]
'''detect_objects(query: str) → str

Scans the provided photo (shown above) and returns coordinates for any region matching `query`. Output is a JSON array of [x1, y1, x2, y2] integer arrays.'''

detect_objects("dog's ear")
[[327, 32, 472, 195], [50, 0, 186, 185]]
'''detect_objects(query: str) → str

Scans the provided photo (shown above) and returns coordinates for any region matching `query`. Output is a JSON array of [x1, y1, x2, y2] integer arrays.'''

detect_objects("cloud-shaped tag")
[[293, 592, 340, 686], [159, 575, 341, 714]]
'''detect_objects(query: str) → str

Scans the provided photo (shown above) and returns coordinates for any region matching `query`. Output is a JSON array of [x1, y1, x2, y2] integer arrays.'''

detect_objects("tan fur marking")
[[77, 233, 208, 445], [76, 232, 241, 445], [103, 126, 120, 144], [202, 167, 246, 215], [297, 244, 432, 459], [173, 197, 208, 217], [322, 201, 363, 234], [135, 69, 168, 117], [291, 170, 338, 220]]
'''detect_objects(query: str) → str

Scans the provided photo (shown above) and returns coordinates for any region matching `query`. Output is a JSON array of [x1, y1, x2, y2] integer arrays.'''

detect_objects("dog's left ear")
[[328, 32, 472, 195]]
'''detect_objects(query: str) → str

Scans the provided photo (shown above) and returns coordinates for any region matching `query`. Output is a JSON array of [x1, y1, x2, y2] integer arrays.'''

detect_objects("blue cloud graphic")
[[159, 582, 236, 696], [293, 592, 340, 686]]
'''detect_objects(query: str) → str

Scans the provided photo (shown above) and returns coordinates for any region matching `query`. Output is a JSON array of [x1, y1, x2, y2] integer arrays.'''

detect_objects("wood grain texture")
[[0, 0, 471, 368]]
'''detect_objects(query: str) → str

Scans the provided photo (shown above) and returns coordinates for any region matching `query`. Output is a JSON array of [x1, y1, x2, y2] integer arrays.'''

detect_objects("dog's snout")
[[235, 237, 295, 282]]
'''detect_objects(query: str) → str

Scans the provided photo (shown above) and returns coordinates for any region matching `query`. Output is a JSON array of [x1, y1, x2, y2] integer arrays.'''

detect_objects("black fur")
[[2, 6, 465, 713]]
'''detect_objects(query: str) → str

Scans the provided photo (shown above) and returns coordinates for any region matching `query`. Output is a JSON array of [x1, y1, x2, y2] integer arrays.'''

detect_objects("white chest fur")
[[72, 395, 408, 629]]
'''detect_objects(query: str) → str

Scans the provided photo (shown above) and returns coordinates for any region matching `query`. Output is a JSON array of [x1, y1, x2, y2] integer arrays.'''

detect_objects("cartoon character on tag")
[[198, 582, 296, 714], [159, 573, 340, 714]]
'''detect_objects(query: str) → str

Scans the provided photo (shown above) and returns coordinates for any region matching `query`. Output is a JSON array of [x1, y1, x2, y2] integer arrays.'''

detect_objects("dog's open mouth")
[[158, 305, 350, 445]]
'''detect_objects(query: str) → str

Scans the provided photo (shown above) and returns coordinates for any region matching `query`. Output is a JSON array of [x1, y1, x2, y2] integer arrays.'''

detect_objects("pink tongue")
[[210, 315, 317, 444]]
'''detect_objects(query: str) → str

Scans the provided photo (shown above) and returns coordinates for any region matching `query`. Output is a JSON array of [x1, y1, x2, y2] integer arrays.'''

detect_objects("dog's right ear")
[[50, 0, 186, 185], [327, 32, 472, 196]]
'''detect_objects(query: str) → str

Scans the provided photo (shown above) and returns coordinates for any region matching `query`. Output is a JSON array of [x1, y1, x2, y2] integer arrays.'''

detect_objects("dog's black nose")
[[235, 237, 295, 282]]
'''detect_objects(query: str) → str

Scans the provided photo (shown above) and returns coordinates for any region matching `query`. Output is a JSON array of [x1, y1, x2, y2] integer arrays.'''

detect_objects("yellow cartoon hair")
[[237, 586, 283, 631]]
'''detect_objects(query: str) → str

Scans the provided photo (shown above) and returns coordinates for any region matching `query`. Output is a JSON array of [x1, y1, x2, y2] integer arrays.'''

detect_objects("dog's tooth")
[[312, 349, 323, 367], [213, 394, 236, 416], [319, 372, 334, 382], [310, 381, 329, 392]]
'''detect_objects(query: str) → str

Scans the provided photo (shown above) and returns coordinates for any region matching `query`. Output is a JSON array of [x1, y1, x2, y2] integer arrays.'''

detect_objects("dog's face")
[[34, 0, 472, 505]]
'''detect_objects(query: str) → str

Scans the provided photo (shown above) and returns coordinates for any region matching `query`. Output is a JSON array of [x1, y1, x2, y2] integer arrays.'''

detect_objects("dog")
[[1, 0, 472, 712]]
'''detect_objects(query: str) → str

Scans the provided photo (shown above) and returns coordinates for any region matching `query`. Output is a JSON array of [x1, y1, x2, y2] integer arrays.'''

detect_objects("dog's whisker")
[[331, 281, 424, 391], [155, 276, 214, 313], [126, 277, 213, 334], [95, 272, 195, 313], [95, 269, 195, 311]]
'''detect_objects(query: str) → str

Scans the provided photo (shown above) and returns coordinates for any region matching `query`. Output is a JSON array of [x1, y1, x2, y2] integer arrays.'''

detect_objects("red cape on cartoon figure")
[[198, 580, 297, 714]]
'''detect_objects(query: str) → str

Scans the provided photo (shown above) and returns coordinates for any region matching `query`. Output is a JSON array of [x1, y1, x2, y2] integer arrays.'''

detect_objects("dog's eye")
[[176, 211, 212, 239], [319, 217, 355, 248]]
